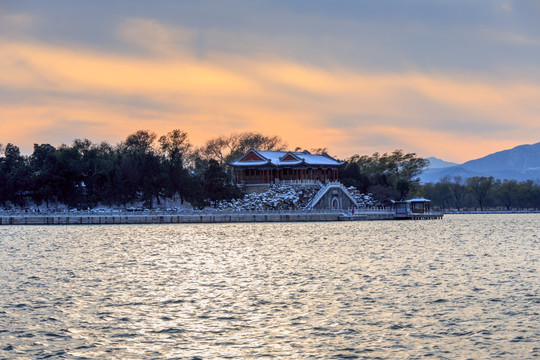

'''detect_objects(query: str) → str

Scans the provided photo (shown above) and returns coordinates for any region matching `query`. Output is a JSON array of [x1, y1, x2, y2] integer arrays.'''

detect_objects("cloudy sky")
[[1, 0, 539, 162]]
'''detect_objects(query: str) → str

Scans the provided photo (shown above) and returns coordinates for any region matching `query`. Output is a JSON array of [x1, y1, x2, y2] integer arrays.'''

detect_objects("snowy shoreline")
[[0, 210, 384, 225], [1, 208, 537, 217]]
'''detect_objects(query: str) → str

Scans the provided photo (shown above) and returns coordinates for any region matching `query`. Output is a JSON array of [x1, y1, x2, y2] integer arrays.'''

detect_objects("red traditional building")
[[230, 149, 343, 185]]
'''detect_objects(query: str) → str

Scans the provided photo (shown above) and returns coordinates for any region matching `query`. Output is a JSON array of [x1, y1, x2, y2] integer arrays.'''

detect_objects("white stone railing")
[[304, 181, 359, 210], [0, 208, 348, 217], [275, 179, 322, 186], [304, 183, 329, 210], [354, 206, 393, 214]]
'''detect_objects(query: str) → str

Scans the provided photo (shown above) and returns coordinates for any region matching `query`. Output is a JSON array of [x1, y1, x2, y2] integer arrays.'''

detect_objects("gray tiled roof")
[[230, 149, 343, 167]]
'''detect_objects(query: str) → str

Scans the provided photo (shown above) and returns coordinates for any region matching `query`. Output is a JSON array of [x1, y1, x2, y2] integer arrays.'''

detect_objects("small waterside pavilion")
[[393, 198, 443, 220]]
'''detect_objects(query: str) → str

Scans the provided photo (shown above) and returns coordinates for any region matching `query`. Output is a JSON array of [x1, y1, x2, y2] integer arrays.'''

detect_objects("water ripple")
[[1, 214, 539, 358]]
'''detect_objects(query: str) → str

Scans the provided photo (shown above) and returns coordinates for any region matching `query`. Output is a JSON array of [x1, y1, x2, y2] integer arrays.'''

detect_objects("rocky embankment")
[[217, 184, 379, 211]]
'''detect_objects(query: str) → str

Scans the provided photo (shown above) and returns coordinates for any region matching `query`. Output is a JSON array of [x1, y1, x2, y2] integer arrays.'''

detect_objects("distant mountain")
[[420, 142, 540, 183], [426, 157, 459, 169]]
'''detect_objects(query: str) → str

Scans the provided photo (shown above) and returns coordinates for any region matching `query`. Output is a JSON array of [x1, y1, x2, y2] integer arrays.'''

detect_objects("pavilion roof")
[[230, 149, 343, 167]]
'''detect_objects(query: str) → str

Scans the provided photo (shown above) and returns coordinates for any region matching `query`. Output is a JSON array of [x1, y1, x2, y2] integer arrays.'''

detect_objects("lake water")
[[0, 214, 538, 359]]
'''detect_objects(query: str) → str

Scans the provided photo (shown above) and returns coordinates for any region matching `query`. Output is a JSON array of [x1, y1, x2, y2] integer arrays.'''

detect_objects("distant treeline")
[[421, 176, 540, 211], [3, 129, 536, 211], [337, 154, 540, 211]]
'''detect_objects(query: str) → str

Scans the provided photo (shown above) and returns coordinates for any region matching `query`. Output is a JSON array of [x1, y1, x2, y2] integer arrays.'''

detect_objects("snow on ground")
[[0, 183, 379, 214], [218, 184, 319, 211], [347, 186, 378, 207], [218, 184, 379, 211]]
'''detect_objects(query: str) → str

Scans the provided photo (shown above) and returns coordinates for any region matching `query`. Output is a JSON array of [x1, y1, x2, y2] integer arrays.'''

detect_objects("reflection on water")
[[0, 214, 539, 359]]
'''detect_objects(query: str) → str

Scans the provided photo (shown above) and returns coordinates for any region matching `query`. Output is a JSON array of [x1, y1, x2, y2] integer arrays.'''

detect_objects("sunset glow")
[[1, 1, 539, 162]]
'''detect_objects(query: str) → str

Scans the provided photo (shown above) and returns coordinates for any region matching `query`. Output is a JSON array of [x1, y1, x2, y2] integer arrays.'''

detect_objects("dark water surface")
[[1, 214, 539, 359]]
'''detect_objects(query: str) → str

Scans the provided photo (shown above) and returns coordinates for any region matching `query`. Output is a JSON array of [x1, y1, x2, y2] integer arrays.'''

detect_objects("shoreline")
[[2, 210, 537, 226], [0, 210, 398, 225], [444, 210, 540, 215]]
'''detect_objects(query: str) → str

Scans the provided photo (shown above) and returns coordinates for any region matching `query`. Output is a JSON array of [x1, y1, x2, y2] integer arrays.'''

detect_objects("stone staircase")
[[304, 181, 358, 210]]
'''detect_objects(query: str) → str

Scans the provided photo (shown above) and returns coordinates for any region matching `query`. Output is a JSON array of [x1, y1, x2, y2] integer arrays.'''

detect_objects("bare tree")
[[197, 132, 287, 166]]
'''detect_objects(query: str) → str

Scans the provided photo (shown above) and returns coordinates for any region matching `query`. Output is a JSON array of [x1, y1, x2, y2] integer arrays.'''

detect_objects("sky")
[[1, 0, 539, 163]]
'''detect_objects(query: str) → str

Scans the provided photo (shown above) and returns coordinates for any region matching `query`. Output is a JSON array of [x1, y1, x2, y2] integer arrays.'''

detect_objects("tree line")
[[4, 129, 537, 211], [338, 154, 540, 211], [421, 176, 540, 211], [338, 150, 429, 203], [0, 130, 287, 210], [1, 130, 430, 210]]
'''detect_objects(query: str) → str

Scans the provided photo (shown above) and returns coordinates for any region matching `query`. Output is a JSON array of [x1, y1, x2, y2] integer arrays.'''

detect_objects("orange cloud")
[[0, 41, 259, 96], [1, 35, 540, 163]]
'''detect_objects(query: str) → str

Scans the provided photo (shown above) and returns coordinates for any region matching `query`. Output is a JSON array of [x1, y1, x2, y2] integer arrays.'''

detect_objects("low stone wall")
[[0, 212, 345, 225], [363, 213, 395, 220]]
